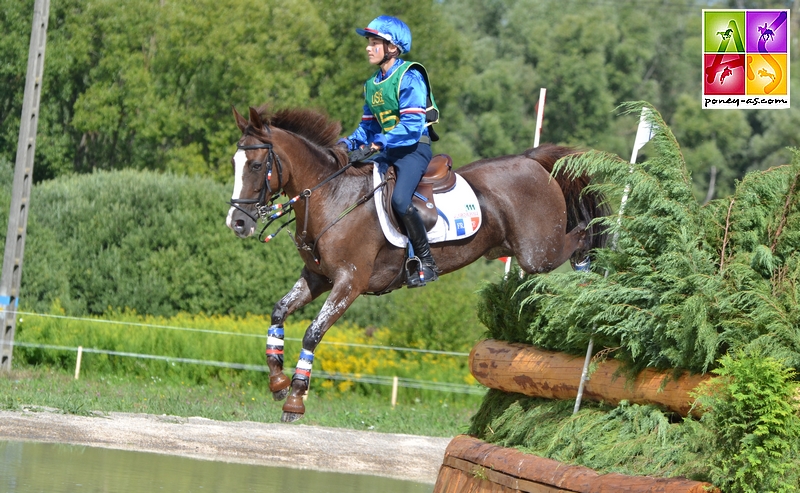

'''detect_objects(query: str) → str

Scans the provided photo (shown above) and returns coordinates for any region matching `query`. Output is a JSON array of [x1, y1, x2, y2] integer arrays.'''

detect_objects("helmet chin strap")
[[379, 40, 397, 65]]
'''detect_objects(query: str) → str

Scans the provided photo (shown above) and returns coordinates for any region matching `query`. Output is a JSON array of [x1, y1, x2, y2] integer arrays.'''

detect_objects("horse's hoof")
[[269, 373, 291, 393], [272, 387, 290, 401], [281, 411, 304, 423], [282, 395, 306, 414]]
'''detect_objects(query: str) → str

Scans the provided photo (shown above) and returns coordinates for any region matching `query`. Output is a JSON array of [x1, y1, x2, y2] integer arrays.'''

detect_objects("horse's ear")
[[248, 106, 264, 131], [232, 105, 248, 133]]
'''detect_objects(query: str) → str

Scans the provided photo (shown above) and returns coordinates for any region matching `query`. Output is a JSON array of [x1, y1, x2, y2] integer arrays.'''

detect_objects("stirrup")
[[405, 256, 426, 288], [405, 256, 438, 288]]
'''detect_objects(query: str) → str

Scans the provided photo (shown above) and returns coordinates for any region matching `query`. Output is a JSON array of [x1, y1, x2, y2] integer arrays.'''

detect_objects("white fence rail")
[[13, 311, 471, 357]]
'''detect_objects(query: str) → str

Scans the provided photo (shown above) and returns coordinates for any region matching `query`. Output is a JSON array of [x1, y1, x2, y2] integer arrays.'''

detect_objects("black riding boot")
[[399, 205, 439, 288]]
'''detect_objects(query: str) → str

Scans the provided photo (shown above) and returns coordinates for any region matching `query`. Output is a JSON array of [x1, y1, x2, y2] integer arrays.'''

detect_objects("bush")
[[21, 169, 306, 317], [468, 391, 714, 481], [695, 353, 800, 492]]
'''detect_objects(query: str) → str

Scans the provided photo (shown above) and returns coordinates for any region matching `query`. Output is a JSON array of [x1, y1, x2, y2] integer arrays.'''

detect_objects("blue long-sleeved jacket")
[[345, 59, 430, 150]]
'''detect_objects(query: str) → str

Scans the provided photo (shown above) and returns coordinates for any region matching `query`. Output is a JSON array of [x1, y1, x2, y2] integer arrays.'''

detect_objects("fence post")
[[391, 376, 399, 407], [574, 107, 654, 414], [74, 346, 83, 379]]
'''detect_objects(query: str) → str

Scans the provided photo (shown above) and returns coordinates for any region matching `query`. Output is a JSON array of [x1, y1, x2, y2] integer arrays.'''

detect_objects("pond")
[[1, 441, 433, 493]]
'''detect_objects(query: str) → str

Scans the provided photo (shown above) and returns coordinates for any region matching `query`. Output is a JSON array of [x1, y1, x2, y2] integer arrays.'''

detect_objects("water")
[[0, 441, 433, 493]]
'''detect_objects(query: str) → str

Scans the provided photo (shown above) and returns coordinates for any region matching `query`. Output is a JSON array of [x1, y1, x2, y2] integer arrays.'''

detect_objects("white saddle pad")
[[373, 165, 482, 248]]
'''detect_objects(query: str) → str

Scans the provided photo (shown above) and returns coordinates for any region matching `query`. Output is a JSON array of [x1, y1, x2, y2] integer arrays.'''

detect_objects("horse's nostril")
[[234, 219, 245, 232]]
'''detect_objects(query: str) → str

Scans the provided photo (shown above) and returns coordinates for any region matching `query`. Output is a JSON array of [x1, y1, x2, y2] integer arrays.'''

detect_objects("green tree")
[[2, 0, 798, 199], [671, 93, 752, 201], [0, 0, 36, 167]]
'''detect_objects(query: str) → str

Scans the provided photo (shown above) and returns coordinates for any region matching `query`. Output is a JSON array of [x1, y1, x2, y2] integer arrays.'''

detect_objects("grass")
[[0, 365, 483, 437]]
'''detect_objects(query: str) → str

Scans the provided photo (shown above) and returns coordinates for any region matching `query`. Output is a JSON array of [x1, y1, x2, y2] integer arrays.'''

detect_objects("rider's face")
[[366, 37, 385, 65]]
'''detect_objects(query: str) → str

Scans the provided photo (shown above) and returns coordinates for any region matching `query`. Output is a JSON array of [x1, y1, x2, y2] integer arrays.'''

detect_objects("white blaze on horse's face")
[[231, 149, 247, 201], [226, 149, 255, 236]]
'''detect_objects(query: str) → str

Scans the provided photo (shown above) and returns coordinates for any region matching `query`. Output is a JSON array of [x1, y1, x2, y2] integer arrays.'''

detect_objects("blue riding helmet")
[[355, 15, 412, 54]]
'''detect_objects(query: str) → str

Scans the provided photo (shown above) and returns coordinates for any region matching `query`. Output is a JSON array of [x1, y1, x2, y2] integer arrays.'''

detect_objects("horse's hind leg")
[[267, 268, 331, 401]]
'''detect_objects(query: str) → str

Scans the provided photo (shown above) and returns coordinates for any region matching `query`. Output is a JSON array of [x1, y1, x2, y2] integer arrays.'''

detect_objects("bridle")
[[228, 131, 405, 292], [228, 134, 386, 254], [228, 142, 285, 223], [228, 140, 306, 244]]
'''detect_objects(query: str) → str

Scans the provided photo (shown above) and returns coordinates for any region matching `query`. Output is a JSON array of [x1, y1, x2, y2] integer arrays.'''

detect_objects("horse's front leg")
[[281, 272, 362, 422], [267, 268, 331, 401]]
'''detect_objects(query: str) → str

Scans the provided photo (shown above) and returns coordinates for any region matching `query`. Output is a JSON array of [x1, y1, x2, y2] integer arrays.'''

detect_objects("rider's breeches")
[[375, 141, 432, 214]]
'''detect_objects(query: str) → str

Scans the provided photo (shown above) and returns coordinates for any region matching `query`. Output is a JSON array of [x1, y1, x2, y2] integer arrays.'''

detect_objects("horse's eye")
[[250, 161, 263, 171]]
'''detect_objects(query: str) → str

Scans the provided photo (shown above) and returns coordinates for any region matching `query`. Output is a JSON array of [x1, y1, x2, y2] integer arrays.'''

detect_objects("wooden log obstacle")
[[434, 435, 718, 493], [469, 339, 712, 417], [431, 340, 719, 492]]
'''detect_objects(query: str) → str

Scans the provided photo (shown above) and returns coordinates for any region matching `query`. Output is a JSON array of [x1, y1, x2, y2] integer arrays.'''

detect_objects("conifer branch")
[[741, 289, 791, 326], [770, 168, 800, 254], [771, 264, 790, 298], [719, 198, 735, 270], [591, 346, 621, 364]]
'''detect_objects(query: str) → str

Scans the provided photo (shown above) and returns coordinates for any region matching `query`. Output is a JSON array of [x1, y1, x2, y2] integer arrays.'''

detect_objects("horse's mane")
[[254, 104, 340, 147], [251, 104, 371, 175]]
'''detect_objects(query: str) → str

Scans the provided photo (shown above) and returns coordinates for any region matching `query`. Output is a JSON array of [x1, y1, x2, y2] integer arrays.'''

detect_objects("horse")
[[226, 104, 609, 422], [717, 28, 733, 40], [759, 24, 775, 42], [720, 66, 733, 83], [758, 68, 776, 83]]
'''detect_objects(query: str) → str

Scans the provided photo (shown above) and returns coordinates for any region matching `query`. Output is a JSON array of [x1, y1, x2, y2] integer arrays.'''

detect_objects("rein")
[[302, 178, 387, 261], [229, 140, 385, 262]]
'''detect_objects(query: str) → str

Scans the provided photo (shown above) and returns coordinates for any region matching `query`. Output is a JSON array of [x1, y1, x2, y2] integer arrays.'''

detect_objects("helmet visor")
[[356, 27, 393, 44]]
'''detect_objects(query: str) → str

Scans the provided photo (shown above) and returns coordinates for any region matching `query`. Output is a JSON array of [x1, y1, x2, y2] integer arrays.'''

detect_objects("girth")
[[382, 154, 456, 232]]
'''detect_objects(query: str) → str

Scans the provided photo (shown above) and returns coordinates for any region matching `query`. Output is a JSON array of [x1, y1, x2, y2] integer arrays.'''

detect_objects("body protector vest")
[[364, 61, 440, 141]]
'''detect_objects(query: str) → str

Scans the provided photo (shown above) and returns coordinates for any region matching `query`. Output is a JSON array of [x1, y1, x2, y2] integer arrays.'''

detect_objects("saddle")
[[382, 154, 456, 232]]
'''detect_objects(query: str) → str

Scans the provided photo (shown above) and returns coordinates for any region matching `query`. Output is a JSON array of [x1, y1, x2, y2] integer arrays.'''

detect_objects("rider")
[[339, 15, 441, 287]]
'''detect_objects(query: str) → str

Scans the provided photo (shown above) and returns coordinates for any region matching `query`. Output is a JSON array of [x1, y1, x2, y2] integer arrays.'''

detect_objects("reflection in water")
[[1, 441, 432, 493]]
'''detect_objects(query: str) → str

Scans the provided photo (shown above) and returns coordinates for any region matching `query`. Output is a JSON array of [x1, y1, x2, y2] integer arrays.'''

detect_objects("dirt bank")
[[0, 409, 451, 484]]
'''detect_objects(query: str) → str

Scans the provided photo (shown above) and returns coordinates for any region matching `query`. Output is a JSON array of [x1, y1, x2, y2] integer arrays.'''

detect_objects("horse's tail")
[[524, 144, 610, 262]]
